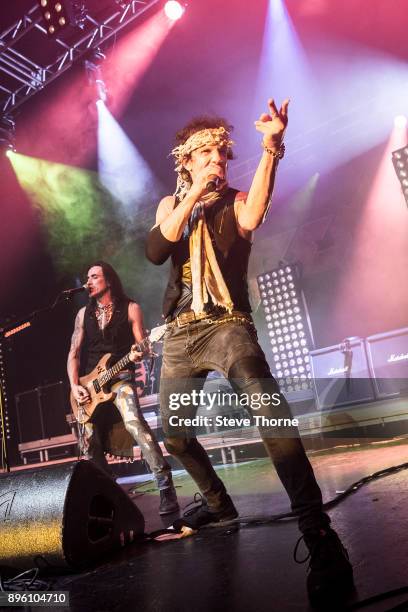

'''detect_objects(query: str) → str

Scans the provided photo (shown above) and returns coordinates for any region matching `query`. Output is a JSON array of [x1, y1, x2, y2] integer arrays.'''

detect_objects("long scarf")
[[171, 127, 235, 314], [189, 200, 233, 314]]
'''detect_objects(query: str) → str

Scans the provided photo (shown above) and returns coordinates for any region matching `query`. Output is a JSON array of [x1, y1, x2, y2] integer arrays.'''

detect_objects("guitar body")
[[69, 323, 167, 424], [70, 353, 116, 424]]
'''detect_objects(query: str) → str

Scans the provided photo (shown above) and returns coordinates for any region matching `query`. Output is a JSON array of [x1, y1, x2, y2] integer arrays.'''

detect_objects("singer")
[[67, 261, 179, 514], [145, 99, 353, 606]]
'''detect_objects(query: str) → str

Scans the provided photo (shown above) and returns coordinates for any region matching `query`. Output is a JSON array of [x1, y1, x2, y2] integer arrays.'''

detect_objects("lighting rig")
[[257, 263, 315, 394], [0, 115, 16, 156], [0, 337, 11, 470], [84, 48, 107, 104], [37, 0, 76, 36], [0, 0, 171, 113], [392, 144, 408, 208]]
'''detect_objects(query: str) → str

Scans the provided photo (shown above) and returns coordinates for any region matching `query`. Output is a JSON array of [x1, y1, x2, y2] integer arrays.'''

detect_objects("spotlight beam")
[[97, 101, 161, 213]]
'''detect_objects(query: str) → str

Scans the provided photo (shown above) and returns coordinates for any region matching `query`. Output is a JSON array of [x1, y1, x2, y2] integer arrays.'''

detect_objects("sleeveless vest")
[[83, 299, 134, 374], [162, 188, 252, 318]]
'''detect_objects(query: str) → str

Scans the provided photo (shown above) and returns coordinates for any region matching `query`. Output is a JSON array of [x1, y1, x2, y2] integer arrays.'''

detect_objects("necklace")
[[95, 302, 114, 330]]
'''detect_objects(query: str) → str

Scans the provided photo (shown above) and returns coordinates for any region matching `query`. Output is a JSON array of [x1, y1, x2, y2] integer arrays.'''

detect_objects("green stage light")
[[9, 153, 126, 277]]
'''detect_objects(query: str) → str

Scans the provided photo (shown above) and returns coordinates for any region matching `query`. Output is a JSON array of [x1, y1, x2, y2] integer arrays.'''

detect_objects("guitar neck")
[[99, 337, 149, 386]]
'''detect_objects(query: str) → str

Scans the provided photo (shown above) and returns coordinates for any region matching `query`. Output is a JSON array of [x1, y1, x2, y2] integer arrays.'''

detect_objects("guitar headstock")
[[148, 323, 167, 344], [132, 324, 167, 358]]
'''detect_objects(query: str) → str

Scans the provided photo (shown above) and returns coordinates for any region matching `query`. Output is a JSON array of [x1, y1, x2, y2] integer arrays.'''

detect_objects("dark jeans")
[[159, 313, 330, 533]]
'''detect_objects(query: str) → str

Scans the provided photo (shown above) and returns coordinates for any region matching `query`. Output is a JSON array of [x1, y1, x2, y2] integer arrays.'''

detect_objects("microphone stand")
[[340, 338, 353, 396], [0, 290, 85, 472]]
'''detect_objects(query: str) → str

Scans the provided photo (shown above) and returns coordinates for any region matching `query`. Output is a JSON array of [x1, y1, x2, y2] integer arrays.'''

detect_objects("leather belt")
[[167, 310, 253, 329]]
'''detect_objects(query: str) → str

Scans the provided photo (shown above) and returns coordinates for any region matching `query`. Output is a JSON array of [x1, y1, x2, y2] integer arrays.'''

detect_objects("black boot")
[[159, 486, 179, 515], [295, 527, 354, 609], [173, 492, 238, 531]]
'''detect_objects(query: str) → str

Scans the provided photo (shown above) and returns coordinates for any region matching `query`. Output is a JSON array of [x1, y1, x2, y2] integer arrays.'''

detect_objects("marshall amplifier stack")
[[365, 327, 408, 398], [309, 327, 408, 410], [309, 337, 375, 410]]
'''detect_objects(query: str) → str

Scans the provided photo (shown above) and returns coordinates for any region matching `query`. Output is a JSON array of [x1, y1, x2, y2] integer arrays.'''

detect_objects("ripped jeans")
[[159, 313, 330, 533], [82, 377, 173, 490]]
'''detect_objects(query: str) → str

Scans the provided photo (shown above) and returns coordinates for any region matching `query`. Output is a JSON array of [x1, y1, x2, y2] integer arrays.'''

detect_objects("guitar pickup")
[[93, 380, 101, 393]]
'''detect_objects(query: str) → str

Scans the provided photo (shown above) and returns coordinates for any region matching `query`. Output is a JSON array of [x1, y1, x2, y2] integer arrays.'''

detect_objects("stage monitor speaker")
[[0, 460, 145, 571], [366, 327, 408, 398], [310, 338, 375, 410]]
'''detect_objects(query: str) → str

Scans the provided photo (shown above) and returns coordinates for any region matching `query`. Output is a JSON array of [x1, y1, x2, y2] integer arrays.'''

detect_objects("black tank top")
[[162, 188, 252, 319], [83, 299, 134, 374]]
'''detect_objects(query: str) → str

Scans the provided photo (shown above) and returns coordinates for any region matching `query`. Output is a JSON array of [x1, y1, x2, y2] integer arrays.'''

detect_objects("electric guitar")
[[70, 324, 166, 424]]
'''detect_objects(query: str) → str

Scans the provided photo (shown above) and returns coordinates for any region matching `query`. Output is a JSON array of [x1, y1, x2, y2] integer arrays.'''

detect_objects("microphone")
[[62, 285, 88, 295], [206, 175, 222, 193]]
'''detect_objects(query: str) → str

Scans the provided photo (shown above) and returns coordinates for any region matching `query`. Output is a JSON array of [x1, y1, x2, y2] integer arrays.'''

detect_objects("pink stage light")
[[19, 9, 173, 166], [394, 115, 407, 128], [332, 120, 408, 337], [104, 10, 173, 115], [164, 1, 184, 21]]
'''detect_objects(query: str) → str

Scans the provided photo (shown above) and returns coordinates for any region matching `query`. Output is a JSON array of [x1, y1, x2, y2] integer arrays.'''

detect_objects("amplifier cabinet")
[[14, 381, 71, 444], [309, 338, 375, 410], [366, 327, 408, 398]]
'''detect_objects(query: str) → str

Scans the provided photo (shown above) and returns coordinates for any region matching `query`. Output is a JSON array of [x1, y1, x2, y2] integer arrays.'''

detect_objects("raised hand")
[[254, 98, 289, 151]]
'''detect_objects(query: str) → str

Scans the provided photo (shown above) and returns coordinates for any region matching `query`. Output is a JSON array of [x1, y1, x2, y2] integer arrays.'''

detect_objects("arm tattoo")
[[69, 312, 83, 355]]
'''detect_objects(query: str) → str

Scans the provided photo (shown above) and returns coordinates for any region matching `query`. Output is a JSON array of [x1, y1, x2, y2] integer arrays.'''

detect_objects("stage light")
[[0, 115, 16, 156], [392, 144, 408, 207], [257, 262, 314, 392], [394, 115, 407, 128], [37, 0, 68, 34], [164, 1, 184, 20], [84, 49, 108, 103], [37, 0, 87, 35]]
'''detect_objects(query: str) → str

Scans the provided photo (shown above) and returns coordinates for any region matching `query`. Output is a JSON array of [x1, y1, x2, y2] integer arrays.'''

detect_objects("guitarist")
[[67, 260, 179, 515]]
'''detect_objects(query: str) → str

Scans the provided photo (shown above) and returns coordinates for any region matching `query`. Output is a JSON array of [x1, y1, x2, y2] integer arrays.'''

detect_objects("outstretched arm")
[[235, 98, 289, 232]]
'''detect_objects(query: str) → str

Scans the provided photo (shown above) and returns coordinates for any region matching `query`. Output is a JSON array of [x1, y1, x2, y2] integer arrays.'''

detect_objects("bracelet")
[[262, 141, 285, 159]]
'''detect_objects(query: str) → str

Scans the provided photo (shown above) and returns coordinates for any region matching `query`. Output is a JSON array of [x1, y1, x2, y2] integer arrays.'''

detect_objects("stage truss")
[[0, 0, 160, 113]]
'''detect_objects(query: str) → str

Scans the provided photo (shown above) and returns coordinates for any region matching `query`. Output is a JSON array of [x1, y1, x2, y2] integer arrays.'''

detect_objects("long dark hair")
[[87, 260, 129, 304]]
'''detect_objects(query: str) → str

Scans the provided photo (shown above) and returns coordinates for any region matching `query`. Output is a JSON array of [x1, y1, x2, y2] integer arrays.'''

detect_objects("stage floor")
[[49, 438, 408, 611]]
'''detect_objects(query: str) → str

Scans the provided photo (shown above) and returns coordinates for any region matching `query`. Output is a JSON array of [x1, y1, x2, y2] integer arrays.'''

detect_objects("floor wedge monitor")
[[0, 460, 145, 570]]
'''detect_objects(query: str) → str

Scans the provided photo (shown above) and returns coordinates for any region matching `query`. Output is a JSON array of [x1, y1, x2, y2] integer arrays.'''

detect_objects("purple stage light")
[[394, 115, 407, 128]]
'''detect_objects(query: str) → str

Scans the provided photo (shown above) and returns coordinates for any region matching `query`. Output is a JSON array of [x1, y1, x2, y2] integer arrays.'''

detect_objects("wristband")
[[262, 141, 285, 159]]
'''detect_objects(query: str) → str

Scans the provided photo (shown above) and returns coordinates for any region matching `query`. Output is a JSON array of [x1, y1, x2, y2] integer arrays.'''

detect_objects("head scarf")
[[171, 127, 234, 202]]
